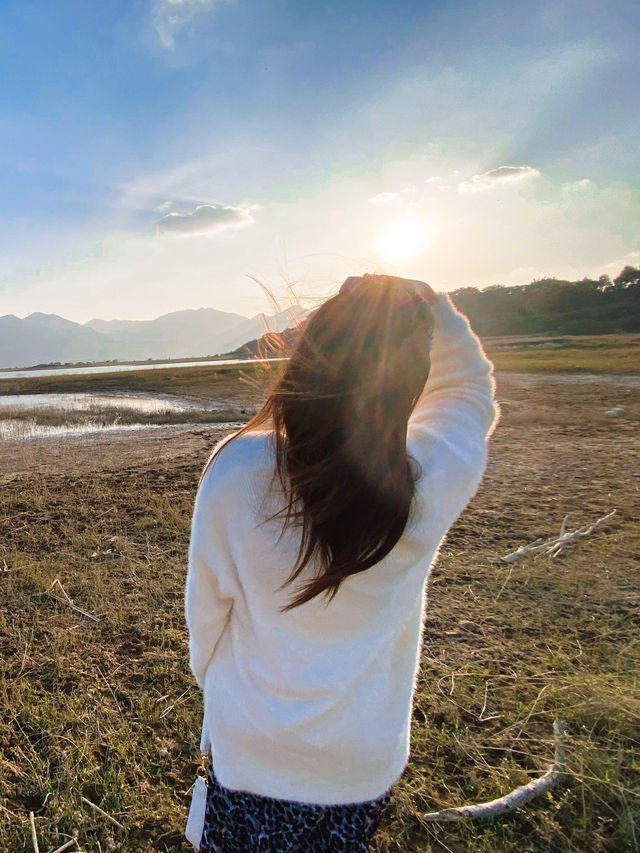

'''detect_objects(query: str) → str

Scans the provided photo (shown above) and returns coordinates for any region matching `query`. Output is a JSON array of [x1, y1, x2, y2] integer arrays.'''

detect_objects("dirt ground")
[[2, 370, 637, 483], [0, 372, 640, 496]]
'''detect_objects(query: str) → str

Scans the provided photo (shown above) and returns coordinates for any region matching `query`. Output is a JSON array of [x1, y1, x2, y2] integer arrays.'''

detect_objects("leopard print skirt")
[[199, 763, 390, 852]]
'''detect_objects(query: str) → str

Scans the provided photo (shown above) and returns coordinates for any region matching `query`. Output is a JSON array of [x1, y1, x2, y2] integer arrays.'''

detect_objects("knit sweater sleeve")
[[408, 293, 499, 486], [185, 459, 235, 689]]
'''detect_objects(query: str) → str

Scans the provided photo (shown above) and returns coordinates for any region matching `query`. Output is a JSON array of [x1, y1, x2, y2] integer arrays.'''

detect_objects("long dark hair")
[[207, 275, 435, 609]]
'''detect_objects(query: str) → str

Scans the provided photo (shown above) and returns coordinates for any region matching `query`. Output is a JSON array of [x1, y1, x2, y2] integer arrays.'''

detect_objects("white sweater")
[[185, 294, 498, 805]]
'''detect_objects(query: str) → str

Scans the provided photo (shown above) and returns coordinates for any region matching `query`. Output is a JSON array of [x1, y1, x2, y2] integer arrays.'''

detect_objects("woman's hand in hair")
[[401, 278, 438, 305], [340, 274, 438, 304]]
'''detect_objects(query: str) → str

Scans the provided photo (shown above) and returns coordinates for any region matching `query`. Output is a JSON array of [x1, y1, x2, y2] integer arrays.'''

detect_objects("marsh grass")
[[0, 405, 252, 429], [0, 351, 639, 851], [0, 388, 258, 442]]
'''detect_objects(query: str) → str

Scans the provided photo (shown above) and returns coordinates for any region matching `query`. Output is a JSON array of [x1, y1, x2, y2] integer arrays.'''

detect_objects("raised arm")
[[410, 293, 498, 438], [407, 293, 499, 515]]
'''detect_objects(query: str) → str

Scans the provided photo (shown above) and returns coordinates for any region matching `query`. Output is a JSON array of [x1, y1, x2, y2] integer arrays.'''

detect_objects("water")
[[0, 392, 197, 441], [0, 356, 285, 381], [0, 393, 187, 414], [0, 418, 161, 441], [3, 373, 637, 442]]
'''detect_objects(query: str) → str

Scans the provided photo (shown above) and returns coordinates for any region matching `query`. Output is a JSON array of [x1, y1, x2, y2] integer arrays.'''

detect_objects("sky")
[[1, 0, 639, 323]]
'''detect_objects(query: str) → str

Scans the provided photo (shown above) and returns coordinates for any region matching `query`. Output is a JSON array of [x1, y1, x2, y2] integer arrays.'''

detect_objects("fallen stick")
[[48, 594, 101, 622], [547, 510, 617, 559], [47, 580, 102, 623], [29, 811, 39, 853], [423, 720, 566, 822], [50, 839, 78, 853], [80, 797, 125, 831], [494, 511, 616, 564], [493, 537, 545, 564]]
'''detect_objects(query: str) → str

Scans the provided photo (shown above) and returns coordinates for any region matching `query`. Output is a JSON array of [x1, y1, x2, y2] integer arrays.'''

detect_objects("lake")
[[2, 372, 637, 442], [0, 392, 218, 440], [0, 356, 284, 381]]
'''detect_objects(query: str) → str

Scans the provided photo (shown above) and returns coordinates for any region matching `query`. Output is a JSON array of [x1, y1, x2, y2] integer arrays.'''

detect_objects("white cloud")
[[368, 192, 399, 204], [116, 137, 276, 214], [156, 202, 253, 236], [368, 187, 416, 204], [458, 165, 541, 193], [560, 178, 594, 194], [4, 151, 637, 325], [151, 0, 234, 50]]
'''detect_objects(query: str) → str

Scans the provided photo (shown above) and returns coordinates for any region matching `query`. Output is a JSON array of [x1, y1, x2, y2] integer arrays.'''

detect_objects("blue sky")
[[1, 0, 638, 321]]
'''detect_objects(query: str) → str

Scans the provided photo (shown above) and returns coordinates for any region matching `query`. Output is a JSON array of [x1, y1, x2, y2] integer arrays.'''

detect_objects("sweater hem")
[[208, 756, 406, 806]]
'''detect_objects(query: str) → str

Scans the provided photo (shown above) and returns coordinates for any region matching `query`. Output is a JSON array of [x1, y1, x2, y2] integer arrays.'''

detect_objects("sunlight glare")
[[379, 220, 428, 260]]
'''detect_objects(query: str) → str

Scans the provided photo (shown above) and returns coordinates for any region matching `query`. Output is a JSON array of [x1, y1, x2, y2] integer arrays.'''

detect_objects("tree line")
[[230, 266, 640, 358], [449, 265, 640, 336]]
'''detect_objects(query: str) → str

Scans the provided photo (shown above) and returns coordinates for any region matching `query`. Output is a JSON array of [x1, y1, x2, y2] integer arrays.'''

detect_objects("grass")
[[0, 470, 199, 852], [0, 405, 253, 430], [0, 334, 638, 404], [0, 343, 639, 851], [0, 361, 274, 401], [485, 333, 640, 374]]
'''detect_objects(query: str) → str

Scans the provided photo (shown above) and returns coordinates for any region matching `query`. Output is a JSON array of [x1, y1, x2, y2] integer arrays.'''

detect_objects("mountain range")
[[0, 306, 306, 370]]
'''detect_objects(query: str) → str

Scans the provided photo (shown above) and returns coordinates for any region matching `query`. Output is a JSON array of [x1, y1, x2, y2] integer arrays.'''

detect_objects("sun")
[[379, 220, 428, 260]]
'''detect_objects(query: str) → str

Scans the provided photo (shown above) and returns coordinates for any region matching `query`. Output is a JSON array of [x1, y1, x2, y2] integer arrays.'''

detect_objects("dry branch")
[[493, 511, 616, 564], [47, 579, 102, 622], [29, 811, 39, 853], [50, 838, 78, 853], [80, 797, 125, 831], [423, 720, 566, 822]]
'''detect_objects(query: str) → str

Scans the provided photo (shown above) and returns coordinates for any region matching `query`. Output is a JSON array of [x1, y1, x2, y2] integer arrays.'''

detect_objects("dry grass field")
[[0, 343, 639, 852]]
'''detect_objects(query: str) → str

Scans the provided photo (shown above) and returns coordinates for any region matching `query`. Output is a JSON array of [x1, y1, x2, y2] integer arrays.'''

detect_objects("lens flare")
[[379, 221, 428, 260]]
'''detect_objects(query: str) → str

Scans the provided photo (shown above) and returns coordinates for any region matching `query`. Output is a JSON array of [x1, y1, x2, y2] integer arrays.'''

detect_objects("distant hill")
[[0, 312, 109, 369], [2, 266, 638, 369], [0, 305, 306, 370], [84, 307, 250, 361], [222, 325, 301, 359]]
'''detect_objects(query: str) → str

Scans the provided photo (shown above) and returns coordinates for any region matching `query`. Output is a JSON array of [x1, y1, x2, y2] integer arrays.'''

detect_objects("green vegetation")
[[452, 265, 640, 336]]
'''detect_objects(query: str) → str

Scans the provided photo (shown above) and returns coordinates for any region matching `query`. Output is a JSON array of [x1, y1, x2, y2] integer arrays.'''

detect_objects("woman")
[[185, 274, 498, 852]]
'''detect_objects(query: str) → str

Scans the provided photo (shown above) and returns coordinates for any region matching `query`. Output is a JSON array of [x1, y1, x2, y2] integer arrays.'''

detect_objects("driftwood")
[[47, 579, 102, 623], [80, 797, 125, 831], [423, 720, 566, 822], [493, 511, 616, 564]]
